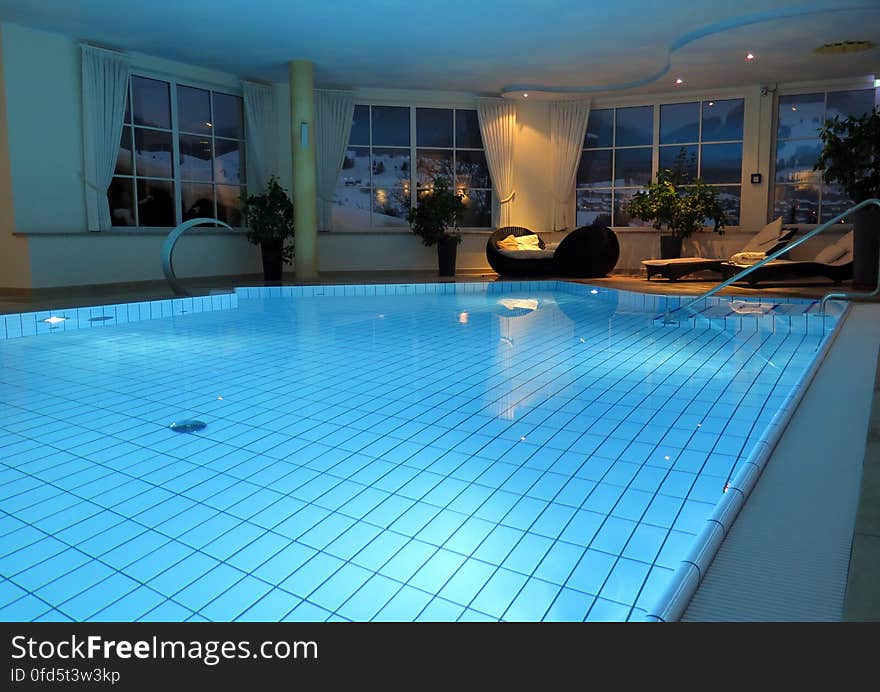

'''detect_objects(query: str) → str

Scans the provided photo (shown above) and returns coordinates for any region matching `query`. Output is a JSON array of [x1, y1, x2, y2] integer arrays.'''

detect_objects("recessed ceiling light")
[[675, 78, 683, 85], [746, 52, 755, 60], [523, 92, 529, 98], [815, 40, 876, 55], [792, 106, 798, 111], [707, 101, 715, 106]]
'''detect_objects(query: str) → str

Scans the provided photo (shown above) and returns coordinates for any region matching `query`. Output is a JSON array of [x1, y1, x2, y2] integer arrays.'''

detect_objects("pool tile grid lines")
[[645, 302, 851, 622], [0, 284, 840, 618]]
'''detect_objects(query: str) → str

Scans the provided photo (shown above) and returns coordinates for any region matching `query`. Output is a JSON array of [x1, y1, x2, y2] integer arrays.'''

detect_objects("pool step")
[[654, 300, 834, 334]]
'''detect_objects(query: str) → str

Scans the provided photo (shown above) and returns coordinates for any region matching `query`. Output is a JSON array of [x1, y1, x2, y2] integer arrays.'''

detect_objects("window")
[[108, 75, 246, 228], [773, 88, 877, 224], [576, 98, 745, 227], [334, 105, 491, 229]]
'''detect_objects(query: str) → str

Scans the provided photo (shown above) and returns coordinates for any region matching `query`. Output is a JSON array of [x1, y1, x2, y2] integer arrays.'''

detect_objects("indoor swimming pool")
[[0, 282, 839, 622]]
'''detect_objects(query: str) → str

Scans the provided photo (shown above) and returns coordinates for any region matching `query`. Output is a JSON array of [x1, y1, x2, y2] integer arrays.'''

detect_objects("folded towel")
[[729, 251, 766, 265]]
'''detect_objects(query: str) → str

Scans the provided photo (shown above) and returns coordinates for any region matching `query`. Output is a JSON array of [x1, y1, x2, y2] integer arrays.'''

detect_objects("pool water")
[[0, 283, 835, 622]]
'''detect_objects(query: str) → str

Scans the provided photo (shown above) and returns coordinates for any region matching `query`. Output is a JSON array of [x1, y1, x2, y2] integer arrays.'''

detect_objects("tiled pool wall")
[[234, 281, 834, 336], [0, 294, 238, 341]]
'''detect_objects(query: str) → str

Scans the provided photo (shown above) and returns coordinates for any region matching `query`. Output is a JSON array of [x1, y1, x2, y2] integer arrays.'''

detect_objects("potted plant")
[[816, 106, 880, 288], [241, 176, 295, 282], [407, 176, 465, 276], [627, 151, 726, 259]]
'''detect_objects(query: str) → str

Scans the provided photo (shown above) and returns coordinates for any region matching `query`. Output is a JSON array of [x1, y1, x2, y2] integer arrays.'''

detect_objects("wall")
[[0, 21, 870, 288], [0, 26, 31, 290], [0, 22, 262, 289]]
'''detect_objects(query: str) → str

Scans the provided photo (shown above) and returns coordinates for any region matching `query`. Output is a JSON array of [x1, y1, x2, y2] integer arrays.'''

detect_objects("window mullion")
[[169, 80, 182, 226], [410, 106, 417, 211]]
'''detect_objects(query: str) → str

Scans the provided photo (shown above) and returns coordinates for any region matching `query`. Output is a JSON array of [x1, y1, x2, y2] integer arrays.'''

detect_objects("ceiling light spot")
[[746, 52, 755, 60], [791, 106, 798, 111], [707, 101, 714, 107], [675, 78, 684, 85], [523, 92, 529, 98]]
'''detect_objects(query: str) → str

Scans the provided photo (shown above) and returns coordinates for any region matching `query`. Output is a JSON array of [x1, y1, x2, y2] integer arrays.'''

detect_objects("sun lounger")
[[641, 217, 795, 281], [720, 230, 853, 286]]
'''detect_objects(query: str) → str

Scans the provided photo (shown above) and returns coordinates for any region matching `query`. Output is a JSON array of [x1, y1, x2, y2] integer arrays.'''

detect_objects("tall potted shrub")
[[627, 152, 727, 259], [407, 176, 465, 276], [241, 176, 295, 282], [816, 106, 880, 288]]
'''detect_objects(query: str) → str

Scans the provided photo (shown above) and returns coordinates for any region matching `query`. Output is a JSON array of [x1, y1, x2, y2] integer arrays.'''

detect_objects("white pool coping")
[[678, 302, 880, 621], [643, 303, 849, 621]]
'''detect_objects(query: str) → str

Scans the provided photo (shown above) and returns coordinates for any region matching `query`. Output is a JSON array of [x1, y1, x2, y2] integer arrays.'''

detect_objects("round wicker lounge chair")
[[486, 225, 619, 278]]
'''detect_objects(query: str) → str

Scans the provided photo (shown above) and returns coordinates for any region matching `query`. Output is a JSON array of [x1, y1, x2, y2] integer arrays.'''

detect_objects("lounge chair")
[[720, 230, 853, 286], [486, 225, 619, 278], [641, 217, 796, 281]]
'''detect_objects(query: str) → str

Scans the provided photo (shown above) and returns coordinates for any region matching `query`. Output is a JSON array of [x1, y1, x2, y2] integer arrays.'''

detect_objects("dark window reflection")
[[131, 76, 170, 129], [455, 110, 483, 148], [701, 99, 744, 141], [372, 106, 410, 146], [417, 108, 453, 147], [212, 92, 244, 139], [660, 102, 699, 144], [108, 177, 135, 226], [585, 109, 613, 148], [137, 179, 175, 226]]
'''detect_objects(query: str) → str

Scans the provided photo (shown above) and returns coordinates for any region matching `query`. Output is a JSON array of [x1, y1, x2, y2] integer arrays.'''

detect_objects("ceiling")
[[0, 0, 878, 96]]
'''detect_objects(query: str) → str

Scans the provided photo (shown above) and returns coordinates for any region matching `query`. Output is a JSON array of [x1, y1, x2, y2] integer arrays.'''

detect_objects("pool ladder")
[[659, 198, 880, 323]]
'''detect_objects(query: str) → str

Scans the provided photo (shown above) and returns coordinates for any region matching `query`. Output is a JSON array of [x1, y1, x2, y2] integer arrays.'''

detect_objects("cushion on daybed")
[[496, 247, 556, 259]]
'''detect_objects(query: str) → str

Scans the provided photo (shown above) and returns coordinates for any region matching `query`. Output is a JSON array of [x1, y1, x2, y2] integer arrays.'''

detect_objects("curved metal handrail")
[[659, 198, 880, 322], [162, 218, 234, 296]]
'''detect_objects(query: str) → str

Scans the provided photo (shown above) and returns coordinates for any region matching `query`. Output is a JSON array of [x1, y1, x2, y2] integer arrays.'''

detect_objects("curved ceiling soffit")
[[499, 3, 880, 97]]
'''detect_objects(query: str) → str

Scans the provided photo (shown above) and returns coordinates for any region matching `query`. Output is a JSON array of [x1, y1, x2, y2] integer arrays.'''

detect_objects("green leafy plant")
[[815, 106, 880, 202], [627, 149, 726, 239], [241, 176, 295, 263], [407, 176, 465, 246]]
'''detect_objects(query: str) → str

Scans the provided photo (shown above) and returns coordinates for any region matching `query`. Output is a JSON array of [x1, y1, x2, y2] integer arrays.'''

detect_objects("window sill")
[[320, 228, 495, 236], [15, 227, 247, 237]]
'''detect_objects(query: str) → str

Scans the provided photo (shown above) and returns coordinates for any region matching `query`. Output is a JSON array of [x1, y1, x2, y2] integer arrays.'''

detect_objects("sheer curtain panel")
[[81, 44, 130, 231]]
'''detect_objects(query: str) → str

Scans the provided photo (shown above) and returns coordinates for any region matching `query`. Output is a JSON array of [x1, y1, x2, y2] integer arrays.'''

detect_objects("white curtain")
[[315, 90, 355, 230], [81, 44, 130, 231], [476, 98, 516, 227], [242, 81, 278, 194], [549, 99, 591, 230]]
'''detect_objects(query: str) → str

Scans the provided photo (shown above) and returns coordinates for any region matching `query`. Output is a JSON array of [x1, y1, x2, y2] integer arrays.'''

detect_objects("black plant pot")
[[852, 205, 880, 289], [437, 237, 458, 276], [260, 239, 284, 282], [660, 235, 682, 260]]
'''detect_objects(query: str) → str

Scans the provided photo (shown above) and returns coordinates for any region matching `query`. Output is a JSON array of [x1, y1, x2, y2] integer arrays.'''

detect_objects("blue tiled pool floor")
[[0, 286, 831, 621]]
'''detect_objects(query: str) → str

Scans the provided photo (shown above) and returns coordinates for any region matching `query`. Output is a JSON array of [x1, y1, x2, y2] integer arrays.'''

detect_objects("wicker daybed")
[[485, 225, 619, 278]]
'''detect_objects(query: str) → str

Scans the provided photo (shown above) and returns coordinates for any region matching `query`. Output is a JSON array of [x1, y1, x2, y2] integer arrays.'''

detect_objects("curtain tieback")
[[498, 191, 515, 204]]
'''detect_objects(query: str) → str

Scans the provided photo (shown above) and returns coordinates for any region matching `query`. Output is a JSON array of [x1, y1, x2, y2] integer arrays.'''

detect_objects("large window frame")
[[333, 103, 493, 231], [771, 85, 879, 225], [109, 72, 246, 230], [576, 95, 746, 229]]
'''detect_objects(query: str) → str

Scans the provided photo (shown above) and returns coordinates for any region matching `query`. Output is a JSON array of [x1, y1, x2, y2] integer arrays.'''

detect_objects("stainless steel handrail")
[[162, 218, 234, 296], [659, 198, 880, 322]]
